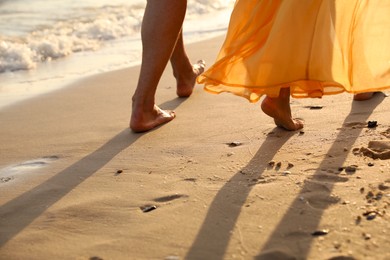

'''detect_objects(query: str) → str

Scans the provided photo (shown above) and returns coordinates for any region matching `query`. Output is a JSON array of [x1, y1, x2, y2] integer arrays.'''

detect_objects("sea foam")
[[0, 0, 234, 109], [0, 5, 143, 72]]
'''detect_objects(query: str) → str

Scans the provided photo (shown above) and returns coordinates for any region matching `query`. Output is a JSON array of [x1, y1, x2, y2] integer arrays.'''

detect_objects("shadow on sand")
[[0, 97, 187, 247], [186, 94, 385, 259]]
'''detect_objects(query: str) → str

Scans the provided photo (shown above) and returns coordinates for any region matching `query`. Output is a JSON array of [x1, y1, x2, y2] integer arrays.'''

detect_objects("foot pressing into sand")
[[174, 60, 206, 97], [261, 87, 304, 131], [130, 104, 175, 133]]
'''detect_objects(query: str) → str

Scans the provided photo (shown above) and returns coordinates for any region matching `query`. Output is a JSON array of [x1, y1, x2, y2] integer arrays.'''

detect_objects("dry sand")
[[0, 36, 389, 260]]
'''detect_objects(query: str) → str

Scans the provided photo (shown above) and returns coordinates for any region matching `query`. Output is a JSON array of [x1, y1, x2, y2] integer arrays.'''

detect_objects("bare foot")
[[353, 92, 375, 101], [175, 60, 206, 97], [261, 88, 304, 131], [130, 104, 176, 133]]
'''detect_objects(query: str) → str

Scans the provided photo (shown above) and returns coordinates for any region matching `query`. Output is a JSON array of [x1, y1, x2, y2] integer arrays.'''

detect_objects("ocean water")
[[0, 0, 234, 109]]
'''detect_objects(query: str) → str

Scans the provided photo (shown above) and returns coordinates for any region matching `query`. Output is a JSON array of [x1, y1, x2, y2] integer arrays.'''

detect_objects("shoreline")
[[0, 35, 389, 260], [0, 32, 228, 112], [0, 4, 234, 111]]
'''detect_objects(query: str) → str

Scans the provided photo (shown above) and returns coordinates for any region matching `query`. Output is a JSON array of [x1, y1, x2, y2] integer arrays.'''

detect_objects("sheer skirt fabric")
[[198, 0, 390, 102]]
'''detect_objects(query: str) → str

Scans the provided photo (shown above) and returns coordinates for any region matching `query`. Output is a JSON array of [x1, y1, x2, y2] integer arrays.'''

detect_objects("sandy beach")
[[0, 36, 389, 260]]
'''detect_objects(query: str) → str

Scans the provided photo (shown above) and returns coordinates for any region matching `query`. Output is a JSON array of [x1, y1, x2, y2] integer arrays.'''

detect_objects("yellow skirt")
[[198, 0, 390, 102]]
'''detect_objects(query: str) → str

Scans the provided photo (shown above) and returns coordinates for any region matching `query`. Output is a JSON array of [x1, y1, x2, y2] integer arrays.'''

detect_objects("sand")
[[0, 36, 389, 260]]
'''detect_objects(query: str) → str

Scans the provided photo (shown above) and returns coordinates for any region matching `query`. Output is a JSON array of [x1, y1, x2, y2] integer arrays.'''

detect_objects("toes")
[[162, 110, 176, 119], [275, 118, 304, 131], [156, 106, 175, 119], [193, 60, 206, 75], [294, 118, 304, 130]]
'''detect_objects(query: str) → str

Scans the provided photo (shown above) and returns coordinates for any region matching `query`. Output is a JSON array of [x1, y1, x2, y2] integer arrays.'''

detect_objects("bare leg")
[[170, 30, 205, 97], [130, 0, 187, 133], [261, 87, 304, 131], [353, 92, 375, 101]]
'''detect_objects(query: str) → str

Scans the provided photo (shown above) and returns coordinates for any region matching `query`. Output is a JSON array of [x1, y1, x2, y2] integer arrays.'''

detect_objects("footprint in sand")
[[12, 156, 59, 170], [183, 177, 197, 182], [153, 194, 189, 203], [341, 121, 368, 129], [304, 193, 340, 209], [0, 176, 14, 183], [381, 127, 390, 138], [357, 140, 390, 160], [308, 174, 349, 183], [301, 181, 340, 209], [139, 194, 189, 213], [0, 156, 59, 184]]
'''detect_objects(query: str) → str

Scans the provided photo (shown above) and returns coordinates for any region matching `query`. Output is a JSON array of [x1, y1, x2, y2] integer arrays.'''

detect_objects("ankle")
[[171, 59, 193, 77]]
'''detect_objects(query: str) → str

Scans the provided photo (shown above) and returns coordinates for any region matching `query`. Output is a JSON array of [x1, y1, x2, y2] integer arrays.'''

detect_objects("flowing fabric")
[[198, 0, 390, 102]]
